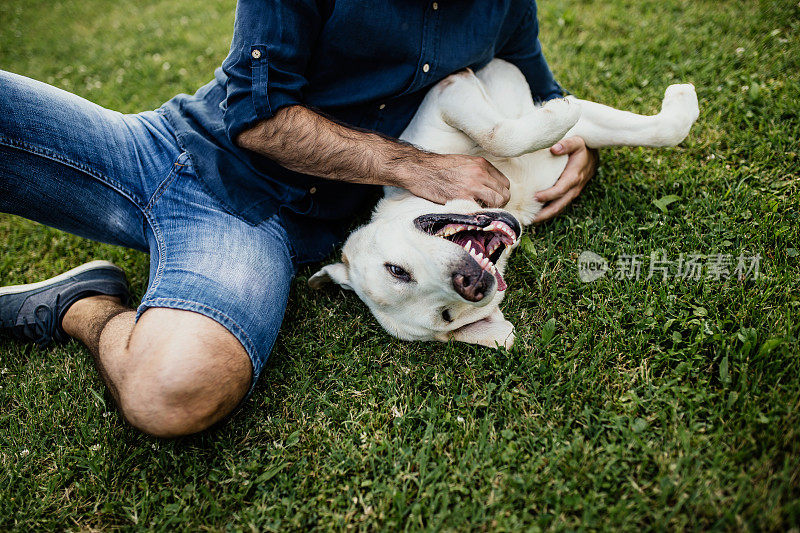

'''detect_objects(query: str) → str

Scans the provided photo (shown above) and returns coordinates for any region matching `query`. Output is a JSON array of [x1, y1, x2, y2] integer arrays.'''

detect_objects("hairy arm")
[[236, 105, 511, 207]]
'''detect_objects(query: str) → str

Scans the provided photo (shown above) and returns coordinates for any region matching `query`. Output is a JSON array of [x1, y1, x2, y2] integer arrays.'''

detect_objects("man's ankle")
[[61, 294, 125, 338]]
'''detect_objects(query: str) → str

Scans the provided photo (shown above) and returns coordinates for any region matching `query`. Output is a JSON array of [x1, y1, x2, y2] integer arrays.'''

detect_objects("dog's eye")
[[385, 263, 412, 282], [441, 309, 453, 322]]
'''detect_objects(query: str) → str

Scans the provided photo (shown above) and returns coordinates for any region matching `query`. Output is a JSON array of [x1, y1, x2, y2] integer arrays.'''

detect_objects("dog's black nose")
[[452, 269, 493, 302]]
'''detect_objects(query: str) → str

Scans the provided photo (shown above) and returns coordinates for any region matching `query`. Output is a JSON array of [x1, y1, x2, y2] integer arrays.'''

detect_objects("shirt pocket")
[[250, 45, 271, 117]]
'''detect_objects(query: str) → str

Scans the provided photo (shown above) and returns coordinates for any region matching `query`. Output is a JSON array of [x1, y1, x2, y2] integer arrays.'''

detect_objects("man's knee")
[[118, 323, 252, 438]]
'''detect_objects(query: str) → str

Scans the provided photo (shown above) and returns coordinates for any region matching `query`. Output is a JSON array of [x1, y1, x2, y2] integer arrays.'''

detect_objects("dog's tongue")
[[494, 268, 507, 291]]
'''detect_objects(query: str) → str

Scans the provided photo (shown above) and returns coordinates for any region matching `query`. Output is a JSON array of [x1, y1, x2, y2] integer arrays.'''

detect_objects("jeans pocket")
[[145, 152, 191, 212]]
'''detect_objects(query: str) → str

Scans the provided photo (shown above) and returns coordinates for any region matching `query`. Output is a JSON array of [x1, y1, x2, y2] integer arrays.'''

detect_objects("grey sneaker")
[[0, 260, 129, 346]]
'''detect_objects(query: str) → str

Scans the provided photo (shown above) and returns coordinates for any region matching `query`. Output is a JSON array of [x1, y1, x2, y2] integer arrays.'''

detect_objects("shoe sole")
[[0, 260, 124, 296]]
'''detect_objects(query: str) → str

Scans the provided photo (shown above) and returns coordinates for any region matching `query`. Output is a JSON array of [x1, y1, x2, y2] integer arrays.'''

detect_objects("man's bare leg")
[[62, 296, 252, 438]]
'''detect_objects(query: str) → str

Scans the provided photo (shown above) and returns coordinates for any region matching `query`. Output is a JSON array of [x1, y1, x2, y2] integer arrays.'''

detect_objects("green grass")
[[1, 0, 799, 529]]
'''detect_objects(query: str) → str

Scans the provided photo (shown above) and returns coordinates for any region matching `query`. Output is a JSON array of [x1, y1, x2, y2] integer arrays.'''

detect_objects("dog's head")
[[309, 191, 521, 348]]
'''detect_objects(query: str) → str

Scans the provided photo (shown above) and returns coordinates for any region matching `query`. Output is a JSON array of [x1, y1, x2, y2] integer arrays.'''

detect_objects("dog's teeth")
[[463, 242, 470, 251], [492, 222, 516, 241]]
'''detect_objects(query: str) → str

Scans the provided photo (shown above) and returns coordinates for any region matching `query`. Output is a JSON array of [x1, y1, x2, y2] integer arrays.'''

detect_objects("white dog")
[[309, 59, 699, 349]]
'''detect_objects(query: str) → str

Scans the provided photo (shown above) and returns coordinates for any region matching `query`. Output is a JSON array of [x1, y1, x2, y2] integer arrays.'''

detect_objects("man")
[[0, 1, 597, 437]]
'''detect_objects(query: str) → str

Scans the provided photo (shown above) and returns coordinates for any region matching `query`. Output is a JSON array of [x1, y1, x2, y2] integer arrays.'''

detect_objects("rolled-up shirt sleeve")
[[221, 0, 322, 142], [498, 1, 565, 102]]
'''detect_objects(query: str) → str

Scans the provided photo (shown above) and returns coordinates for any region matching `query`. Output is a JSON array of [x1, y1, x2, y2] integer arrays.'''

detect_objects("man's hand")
[[236, 105, 511, 208], [397, 153, 511, 208], [534, 136, 599, 222]]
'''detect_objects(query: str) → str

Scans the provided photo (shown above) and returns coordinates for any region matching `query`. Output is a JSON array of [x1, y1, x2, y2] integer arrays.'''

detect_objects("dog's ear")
[[308, 263, 352, 291], [449, 307, 514, 349]]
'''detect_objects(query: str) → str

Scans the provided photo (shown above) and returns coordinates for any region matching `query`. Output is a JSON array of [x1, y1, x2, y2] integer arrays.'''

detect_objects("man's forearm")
[[235, 105, 416, 187], [235, 104, 511, 207]]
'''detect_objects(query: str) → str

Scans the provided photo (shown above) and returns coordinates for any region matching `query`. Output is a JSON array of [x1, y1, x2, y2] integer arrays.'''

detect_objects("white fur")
[[310, 59, 699, 348]]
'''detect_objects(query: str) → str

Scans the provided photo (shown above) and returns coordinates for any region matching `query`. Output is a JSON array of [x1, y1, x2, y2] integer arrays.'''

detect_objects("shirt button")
[[251, 49, 262, 59], [422, 63, 430, 73], [379, 103, 386, 110], [309, 187, 317, 194], [432, 2, 439, 10]]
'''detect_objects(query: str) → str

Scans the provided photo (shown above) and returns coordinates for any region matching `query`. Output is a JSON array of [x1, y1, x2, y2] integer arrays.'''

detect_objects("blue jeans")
[[0, 70, 297, 394]]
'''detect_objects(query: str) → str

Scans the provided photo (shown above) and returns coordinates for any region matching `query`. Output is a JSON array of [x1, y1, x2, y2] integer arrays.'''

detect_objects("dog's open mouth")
[[413, 212, 521, 292]]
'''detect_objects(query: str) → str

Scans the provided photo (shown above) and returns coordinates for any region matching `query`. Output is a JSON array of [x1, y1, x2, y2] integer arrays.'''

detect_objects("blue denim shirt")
[[161, 0, 563, 262]]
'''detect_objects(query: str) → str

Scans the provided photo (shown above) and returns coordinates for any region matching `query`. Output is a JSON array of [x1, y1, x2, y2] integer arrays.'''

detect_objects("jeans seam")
[[143, 212, 167, 296], [0, 133, 171, 294], [0, 134, 146, 209]]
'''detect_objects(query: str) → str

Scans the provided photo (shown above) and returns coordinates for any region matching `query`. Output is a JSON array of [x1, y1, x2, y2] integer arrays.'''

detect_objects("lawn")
[[1, 0, 799, 530]]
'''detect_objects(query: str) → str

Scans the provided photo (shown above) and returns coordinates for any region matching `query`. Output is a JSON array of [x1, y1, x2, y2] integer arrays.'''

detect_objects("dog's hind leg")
[[565, 84, 700, 149], [437, 69, 581, 158]]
